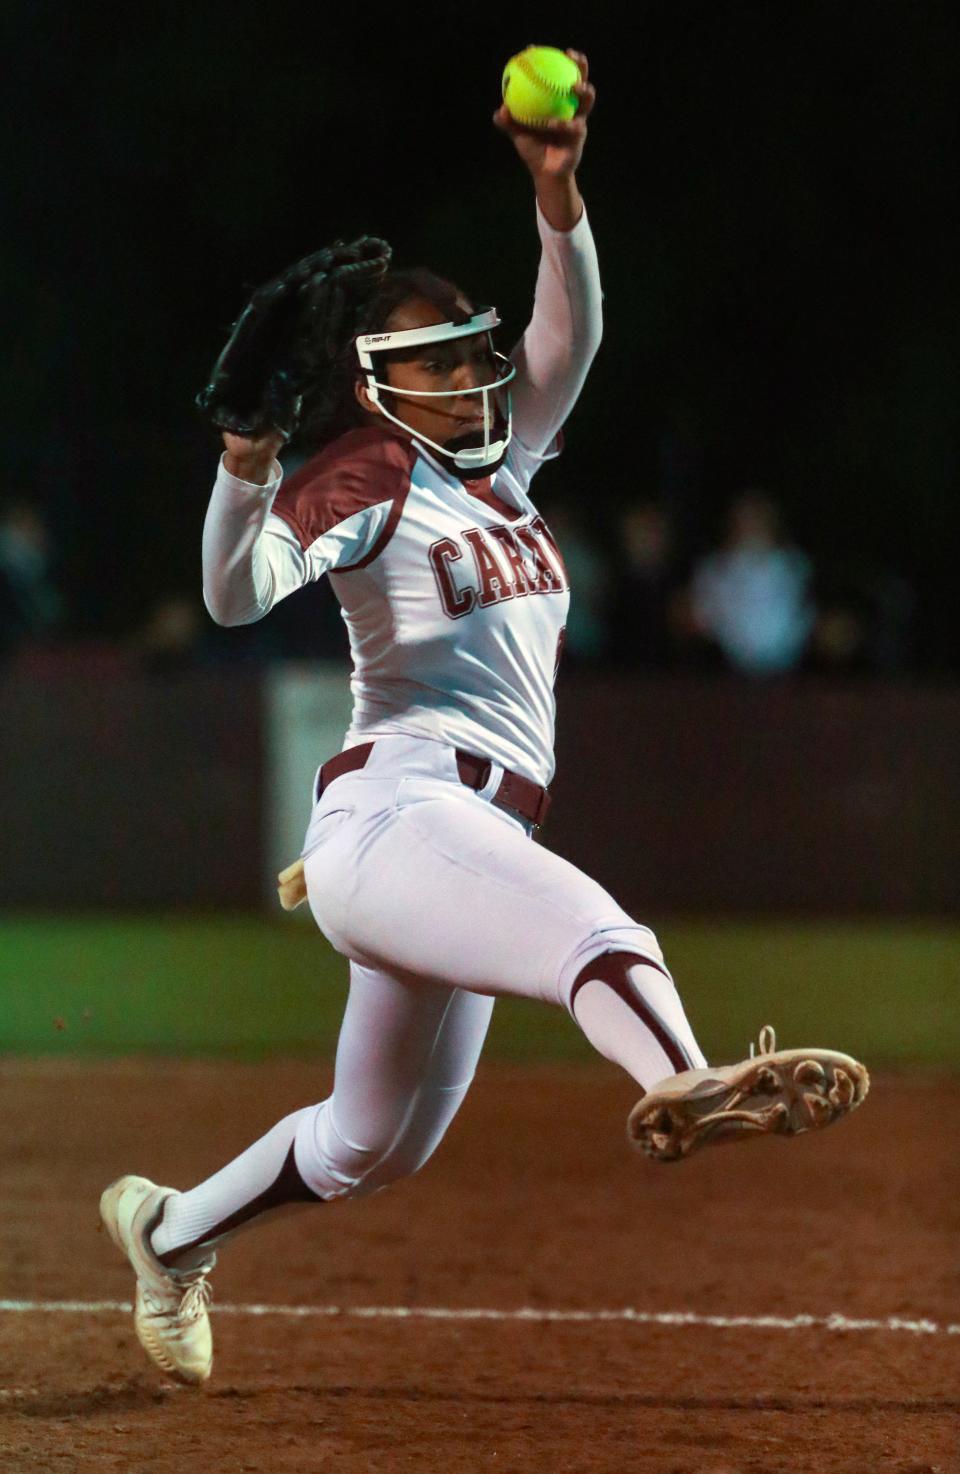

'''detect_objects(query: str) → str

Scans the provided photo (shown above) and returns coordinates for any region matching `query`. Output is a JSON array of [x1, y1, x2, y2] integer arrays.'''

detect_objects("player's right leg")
[[99, 1175, 215, 1384], [292, 960, 495, 1200], [100, 958, 492, 1383]]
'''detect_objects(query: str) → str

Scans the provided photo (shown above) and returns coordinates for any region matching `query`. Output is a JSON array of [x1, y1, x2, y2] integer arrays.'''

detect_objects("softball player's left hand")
[[493, 50, 595, 180]]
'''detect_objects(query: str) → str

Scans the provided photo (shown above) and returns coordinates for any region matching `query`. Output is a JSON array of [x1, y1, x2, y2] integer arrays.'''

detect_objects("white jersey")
[[202, 205, 602, 786]]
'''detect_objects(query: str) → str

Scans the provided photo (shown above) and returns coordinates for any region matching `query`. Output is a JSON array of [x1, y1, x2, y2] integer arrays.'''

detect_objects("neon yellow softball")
[[501, 46, 581, 126]]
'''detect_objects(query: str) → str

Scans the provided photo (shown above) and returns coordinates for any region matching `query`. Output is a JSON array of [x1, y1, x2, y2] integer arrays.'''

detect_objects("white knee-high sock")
[[150, 1107, 319, 1263], [569, 953, 707, 1090]]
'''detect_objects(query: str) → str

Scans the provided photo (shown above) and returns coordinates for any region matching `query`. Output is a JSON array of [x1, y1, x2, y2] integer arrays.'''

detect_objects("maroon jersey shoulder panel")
[[271, 427, 417, 557]]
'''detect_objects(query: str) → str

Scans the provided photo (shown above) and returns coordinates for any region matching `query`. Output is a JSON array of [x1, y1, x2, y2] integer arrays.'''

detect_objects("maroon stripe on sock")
[[156, 1143, 321, 1268], [568, 951, 695, 1076]]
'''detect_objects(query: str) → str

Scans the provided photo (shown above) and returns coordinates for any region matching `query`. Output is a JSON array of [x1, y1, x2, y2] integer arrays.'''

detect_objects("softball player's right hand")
[[221, 430, 285, 484]]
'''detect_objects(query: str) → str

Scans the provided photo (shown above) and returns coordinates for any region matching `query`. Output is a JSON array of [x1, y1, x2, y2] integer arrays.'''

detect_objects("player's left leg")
[[302, 751, 868, 1162], [304, 761, 708, 1094]]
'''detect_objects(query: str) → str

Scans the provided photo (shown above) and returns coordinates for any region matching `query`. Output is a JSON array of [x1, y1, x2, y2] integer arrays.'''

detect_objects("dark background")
[[6, 0, 958, 662]]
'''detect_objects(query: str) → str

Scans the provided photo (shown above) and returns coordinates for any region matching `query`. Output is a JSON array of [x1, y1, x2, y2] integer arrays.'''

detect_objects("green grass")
[[0, 914, 956, 1068]]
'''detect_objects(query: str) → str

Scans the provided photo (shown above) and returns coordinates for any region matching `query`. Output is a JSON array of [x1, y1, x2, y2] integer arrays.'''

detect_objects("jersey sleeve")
[[505, 202, 603, 466], [201, 431, 415, 626]]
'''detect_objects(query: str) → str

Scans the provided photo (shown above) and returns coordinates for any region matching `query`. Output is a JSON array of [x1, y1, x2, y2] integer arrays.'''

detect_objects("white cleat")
[[99, 1174, 215, 1385], [628, 1025, 870, 1163]]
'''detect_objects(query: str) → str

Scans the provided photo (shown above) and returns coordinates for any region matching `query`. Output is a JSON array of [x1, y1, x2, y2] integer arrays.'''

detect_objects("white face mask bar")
[[356, 309, 517, 473]]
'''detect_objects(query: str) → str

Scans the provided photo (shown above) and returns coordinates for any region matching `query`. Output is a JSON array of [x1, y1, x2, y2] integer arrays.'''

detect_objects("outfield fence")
[[2, 664, 957, 915]]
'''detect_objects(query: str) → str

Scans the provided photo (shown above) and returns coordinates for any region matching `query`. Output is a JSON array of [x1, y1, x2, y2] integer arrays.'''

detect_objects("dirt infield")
[[1, 1058, 958, 1473]]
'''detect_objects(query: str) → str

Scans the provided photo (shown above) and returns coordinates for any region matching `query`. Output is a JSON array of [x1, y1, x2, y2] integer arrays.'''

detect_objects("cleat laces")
[[749, 1024, 777, 1059], [178, 1277, 213, 1323], [141, 1269, 212, 1323]]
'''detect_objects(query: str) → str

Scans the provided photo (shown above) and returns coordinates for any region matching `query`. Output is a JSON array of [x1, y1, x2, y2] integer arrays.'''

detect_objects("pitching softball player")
[[100, 54, 868, 1384]]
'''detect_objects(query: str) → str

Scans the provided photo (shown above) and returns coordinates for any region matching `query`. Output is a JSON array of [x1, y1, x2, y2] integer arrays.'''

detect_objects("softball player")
[[101, 55, 868, 1384]]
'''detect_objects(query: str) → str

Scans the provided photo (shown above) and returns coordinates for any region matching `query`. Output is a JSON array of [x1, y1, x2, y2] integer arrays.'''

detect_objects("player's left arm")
[[493, 50, 602, 457]]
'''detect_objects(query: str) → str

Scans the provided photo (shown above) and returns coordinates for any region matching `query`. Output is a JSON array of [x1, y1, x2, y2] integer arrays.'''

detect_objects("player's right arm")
[[221, 430, 284, 485], [202, 430, 298, 626], [202, 428, 413, 626]]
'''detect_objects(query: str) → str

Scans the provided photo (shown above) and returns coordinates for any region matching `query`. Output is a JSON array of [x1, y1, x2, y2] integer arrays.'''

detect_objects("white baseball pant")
[[151, 734, 707, 1258], [293, 735, 706, 1199]]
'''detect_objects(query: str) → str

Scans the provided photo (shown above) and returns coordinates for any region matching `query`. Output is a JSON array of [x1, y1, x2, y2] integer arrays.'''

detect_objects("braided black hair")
[[295, 248, 472, 452]]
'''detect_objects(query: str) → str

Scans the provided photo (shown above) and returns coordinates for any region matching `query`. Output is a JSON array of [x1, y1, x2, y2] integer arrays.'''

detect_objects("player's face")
[[360, 295, 501, 451]]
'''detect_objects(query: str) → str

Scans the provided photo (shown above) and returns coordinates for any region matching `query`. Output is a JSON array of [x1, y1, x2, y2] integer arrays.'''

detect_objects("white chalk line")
[[1, 1301, 957, 1336]]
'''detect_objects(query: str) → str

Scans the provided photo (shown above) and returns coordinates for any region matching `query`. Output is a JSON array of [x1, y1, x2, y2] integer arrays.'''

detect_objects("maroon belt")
[[317, 742, 551, 828]]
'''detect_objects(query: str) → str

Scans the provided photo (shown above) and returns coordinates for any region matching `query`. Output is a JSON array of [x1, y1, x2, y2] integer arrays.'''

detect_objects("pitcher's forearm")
[[533, 174, 584, 233]]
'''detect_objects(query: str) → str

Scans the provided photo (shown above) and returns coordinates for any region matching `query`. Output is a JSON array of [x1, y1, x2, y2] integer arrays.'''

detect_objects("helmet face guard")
[[356, 309, 516, 474]]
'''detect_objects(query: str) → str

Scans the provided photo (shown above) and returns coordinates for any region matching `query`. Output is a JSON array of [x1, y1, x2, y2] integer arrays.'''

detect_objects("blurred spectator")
[[545, 503, 610, 664], [807, 564, 915, 677], [133, 593, 204, 675], [688, 490, 815, 676], [810, 602, 868, 672], [0, 500, 64, 660], [133, 590, 287, 671], [608, 501, 684, 669]]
